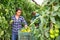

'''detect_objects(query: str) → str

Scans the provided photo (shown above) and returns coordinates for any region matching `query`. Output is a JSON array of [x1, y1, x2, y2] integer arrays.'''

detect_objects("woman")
[[11, 8, 27, 40], [31, 11, 40, 28]]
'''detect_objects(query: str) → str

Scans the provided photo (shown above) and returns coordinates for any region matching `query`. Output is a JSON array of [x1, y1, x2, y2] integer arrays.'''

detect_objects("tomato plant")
[[0, 0, 60, 40]]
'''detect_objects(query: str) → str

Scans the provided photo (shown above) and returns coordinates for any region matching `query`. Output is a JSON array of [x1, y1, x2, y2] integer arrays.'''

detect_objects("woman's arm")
[[10, 16, 14, 24], [21, 17, 28, 28]]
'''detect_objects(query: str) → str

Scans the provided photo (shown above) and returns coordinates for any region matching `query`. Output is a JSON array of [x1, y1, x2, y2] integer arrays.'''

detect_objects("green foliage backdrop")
[[0, 0, 60, 40]]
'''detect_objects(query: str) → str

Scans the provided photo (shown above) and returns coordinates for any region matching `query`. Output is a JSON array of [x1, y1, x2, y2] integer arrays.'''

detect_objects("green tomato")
[[55, 29, 59, 33], [55, 33, 59, 37], [50, 35, 55, 38], [50, 29, 54, 35]]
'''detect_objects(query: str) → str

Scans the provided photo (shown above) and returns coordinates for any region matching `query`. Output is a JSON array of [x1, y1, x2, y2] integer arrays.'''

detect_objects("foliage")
[[29, 0, 60, 40], [0, 0, 60, 40]]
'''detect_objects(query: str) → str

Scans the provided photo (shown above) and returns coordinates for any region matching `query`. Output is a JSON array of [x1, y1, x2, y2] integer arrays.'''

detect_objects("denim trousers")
[[12, 32, 18, 40]]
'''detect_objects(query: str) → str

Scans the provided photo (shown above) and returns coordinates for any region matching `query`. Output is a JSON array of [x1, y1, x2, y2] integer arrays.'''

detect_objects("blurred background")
[[0, 0, 60, 40]]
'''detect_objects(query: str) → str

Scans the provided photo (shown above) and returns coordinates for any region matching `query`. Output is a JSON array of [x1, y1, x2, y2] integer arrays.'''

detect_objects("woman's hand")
[[10, 20, 14, 24], [24, 25, 28, 28]]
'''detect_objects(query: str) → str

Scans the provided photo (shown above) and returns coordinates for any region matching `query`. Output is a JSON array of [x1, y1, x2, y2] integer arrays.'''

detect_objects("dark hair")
[[32, 11, 36, 14], [16, 8, 22, 12]]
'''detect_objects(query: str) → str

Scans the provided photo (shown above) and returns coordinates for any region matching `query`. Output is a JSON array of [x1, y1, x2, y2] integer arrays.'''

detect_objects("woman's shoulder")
[[12, 15, 15, 18], [11, 15, 15, 20], [20, 16, 24, 19], [36, 13, 39, 17]]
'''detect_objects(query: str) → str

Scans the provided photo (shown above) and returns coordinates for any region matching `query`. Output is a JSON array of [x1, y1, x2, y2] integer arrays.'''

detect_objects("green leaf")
[[50, 16, 56, 23]]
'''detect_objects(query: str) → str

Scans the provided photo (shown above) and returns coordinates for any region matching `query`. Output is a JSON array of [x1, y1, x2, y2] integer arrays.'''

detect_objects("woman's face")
[[16, 10, 22, 16]]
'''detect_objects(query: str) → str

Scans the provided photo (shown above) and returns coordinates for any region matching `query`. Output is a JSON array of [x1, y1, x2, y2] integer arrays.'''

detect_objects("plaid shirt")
[[12, 15, 27, 33]]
